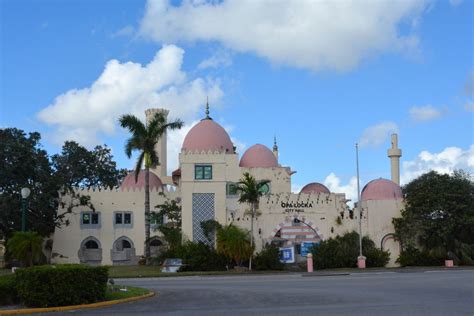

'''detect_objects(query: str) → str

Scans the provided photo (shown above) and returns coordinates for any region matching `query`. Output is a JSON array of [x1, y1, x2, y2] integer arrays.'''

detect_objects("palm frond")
[[119, 114, 147, 135], [134, 152, 145, 182]]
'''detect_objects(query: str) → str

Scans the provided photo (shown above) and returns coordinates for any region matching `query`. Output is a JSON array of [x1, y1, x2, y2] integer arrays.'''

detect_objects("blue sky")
[[1, 0, 473, 200]]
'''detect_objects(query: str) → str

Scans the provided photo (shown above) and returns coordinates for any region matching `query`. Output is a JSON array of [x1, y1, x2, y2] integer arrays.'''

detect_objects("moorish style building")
[[52, 106, 404, 267]]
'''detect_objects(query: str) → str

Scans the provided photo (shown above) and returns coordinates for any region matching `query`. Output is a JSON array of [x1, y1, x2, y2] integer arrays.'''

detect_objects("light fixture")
[[21, 187, 31, 199]]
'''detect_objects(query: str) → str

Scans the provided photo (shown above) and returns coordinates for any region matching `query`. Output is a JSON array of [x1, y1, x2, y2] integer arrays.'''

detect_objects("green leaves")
[[7, 232, 44, 267], [395, 170, 474, 264]]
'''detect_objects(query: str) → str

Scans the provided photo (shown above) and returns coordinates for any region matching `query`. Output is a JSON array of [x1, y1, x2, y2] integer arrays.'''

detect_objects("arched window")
[[84, 240, 99, 249], [122, 239, 132, 249], [150, 239, 163, 247]]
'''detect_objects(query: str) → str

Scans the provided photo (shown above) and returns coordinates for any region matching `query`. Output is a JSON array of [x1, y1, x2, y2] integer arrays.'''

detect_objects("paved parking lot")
[[55, 270, 473, 316]]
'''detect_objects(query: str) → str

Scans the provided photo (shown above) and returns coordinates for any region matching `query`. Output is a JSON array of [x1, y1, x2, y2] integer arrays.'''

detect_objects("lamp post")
[[20, 187, 31, 232], [355, 144, 365, 268]]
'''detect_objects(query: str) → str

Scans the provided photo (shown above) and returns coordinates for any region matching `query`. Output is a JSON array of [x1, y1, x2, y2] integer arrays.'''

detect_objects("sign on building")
[[300, 242, 316, 257], [279, 246, 295, 263]]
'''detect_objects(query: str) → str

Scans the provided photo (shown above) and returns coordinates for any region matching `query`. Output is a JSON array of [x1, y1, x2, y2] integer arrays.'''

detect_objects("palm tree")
[[119, 112, 183, 264], [235, 172, 270, 270], [7, 231, 44, 267]]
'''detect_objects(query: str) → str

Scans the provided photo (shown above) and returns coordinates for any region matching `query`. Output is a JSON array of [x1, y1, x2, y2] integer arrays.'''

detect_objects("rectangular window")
[[195, 165, 212, 180], [114, 211, 132, 227], [81, 211, 100, 228], [226, 183, 238, 196]]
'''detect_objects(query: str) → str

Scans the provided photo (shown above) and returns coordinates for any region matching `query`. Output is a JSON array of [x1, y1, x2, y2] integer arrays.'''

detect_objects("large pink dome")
[[361, 178, 403, 201], [300, 182, 330, 194], [239, 144, 278, 168], [120, 171, 163, 191], [182, 119, 234, 153]]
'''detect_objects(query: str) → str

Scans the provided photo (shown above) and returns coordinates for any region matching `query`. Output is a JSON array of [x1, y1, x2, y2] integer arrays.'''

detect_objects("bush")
[[311, 232, 389, 269], [0, 274, 18, 305], [7, 232, 45, 267], [254, 244, 284, 271], [15, 264, 108, 307], [156, 242, 228, 271], [397, 246, 445, 266]]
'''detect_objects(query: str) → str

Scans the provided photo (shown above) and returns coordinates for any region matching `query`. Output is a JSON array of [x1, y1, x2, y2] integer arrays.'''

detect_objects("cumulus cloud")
[[359, 122, 399, 148], [409, 105, 443, 122], [139, 0, 427, 71], [37, 45, 223, 147], [324, 173, 358, 205], [112, 25, 135, 37], [400, 145, 474, 184]]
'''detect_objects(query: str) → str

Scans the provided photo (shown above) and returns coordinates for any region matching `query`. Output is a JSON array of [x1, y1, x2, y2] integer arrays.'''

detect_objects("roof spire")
[[205, 96, 211, 119], [273, 135, 278, 151]]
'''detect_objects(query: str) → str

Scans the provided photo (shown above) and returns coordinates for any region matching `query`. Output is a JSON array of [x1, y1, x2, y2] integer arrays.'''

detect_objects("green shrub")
[[156, 242, 228, 271], [397, 246, 445, 266], [7, 232, 45, 267], [254, 244, 284, 271], [311, 232, 389, 269], [15, 264, 108, 307], [0, 274, 18, 305]]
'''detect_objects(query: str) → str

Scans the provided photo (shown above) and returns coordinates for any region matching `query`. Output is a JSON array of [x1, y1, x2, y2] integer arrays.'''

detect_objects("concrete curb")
[[0, 291, 155, 315]]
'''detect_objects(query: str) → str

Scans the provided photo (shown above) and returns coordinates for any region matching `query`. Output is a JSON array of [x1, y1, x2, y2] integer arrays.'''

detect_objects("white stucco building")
[[52, 107, 405, 267]]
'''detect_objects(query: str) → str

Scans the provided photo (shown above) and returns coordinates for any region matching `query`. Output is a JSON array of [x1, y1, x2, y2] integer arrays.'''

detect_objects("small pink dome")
[[361, 178, 403, 201], [239, 144, 278, 168], [182, 119, 234, 153], [300, 182, 330, 194], [120, 171, 163, 191]]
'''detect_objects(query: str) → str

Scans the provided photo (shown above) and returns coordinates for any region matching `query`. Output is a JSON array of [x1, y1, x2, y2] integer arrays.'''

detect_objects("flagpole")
[[356, 143, 365, 268]]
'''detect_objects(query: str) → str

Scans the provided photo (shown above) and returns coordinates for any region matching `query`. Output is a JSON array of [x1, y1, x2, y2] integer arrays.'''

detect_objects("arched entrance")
[[381, 233, 400, 267], [78, 237, 102, 265], [269, 216, 323, 262], [150, 237, 166, 257], [111, 236, 137, 265]]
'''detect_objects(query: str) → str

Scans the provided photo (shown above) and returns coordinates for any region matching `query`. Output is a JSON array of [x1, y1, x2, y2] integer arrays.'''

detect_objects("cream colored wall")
[[179, 150, 241, 241], [362, 199, 403, 267], [51, 187, 179, 265]]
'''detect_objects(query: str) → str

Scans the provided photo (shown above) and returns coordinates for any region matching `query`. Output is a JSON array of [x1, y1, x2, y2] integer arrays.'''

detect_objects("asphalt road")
[[54, 270, 473, 316]]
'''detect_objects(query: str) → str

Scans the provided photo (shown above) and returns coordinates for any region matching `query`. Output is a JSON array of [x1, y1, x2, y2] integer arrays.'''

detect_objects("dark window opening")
[[84, 240, 99, 249]]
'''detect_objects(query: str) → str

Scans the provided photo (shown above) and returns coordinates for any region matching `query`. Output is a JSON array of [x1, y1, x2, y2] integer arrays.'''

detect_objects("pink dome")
[[182, 119, 234, 153], [361, 178, 403, 201], [239, 144, 278, 168], [120, 171, 163, 191], [300, 182, 330, 194]]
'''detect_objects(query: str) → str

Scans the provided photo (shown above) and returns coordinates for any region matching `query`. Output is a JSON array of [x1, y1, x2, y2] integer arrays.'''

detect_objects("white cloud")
[[409, 105, 443, 122], [37, 45, 223, 147], [401, 145, 474, 184], [139, 0, 428, 71], [324, 173, 358, 206], [359, 122, 399, 148], [198, 50, 233, 70], [291, 183, 304, 194]]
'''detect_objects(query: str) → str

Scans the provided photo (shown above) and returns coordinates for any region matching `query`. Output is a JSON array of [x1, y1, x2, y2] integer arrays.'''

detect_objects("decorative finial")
[[273, 135, 278, 151], [205, 96, 210, 119]]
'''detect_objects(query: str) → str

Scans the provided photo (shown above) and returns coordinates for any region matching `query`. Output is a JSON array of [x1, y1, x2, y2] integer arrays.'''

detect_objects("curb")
[[0, 291, 155, 315]]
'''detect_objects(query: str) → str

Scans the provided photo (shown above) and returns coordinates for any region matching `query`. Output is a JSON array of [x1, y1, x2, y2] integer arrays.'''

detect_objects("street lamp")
[[21, 187, 31, 232]]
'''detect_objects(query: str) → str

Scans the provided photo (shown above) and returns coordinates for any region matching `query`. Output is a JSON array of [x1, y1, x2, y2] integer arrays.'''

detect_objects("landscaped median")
[[0, 265, 154, 315]]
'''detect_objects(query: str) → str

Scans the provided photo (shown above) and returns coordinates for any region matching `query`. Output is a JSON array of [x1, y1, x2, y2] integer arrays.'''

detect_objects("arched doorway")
[[111, 236, 137, 265], [150, 237, 166, 257], [78, 237, 102, 265], [381, 233, 400, 267]]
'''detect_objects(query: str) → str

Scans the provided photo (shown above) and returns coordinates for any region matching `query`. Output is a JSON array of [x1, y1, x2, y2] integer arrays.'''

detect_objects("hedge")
[[15, 264, 108, 307], [254, 244, 284, 271], [311, 231, 390, 269], [0, 274, 18, 305]]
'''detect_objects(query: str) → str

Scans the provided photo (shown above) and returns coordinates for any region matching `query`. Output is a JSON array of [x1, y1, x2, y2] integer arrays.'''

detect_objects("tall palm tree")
[[119, 112, 183, 264], [235, 172, 270, 270]]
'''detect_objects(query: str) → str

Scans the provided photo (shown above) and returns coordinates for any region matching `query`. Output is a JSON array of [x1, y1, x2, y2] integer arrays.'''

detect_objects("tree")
[[7, 232, 44, 267], [393, 170, 474, 265], [119, 112, 183, 264], [216, 224, 253, 267], [0, 128, 126, 243], [152, 199, 182, 251], [235, 172, 270, 270]]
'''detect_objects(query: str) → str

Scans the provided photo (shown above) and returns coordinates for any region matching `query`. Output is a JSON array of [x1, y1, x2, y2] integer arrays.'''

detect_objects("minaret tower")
[[387, 133, 402, 185], [273, 135, 279, 162], [145, 108, 169, 179]]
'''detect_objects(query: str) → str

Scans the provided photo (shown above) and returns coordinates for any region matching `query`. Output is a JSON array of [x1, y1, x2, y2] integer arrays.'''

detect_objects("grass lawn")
[[107, 265, 289, 278], [105, 285, 151, 301]]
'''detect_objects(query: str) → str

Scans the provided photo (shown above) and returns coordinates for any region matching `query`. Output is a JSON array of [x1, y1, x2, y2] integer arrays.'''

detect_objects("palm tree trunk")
[[249, 203, 254, 271], [145, 168, 151, 265]]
